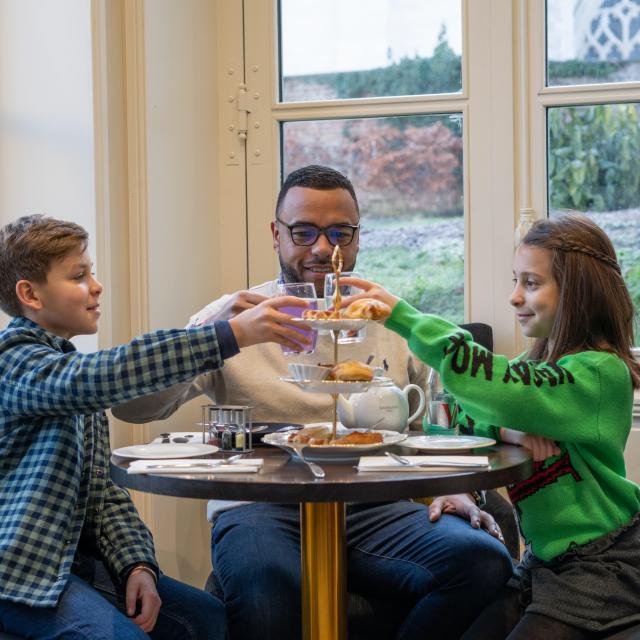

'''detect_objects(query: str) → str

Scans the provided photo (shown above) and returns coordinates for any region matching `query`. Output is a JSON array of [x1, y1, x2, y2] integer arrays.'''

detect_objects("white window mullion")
[[466, 0, 518, 356]]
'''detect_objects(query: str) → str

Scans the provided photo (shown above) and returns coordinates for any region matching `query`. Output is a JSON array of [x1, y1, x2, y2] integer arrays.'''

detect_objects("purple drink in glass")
[[279, 299, 318, 355]]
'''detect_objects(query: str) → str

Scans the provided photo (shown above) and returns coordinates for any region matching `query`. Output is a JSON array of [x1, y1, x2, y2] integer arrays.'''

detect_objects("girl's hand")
[[428, 494, 505, 542], [337, 277, 401, 311], [499, 427, 560, 462], [229, 296, 312, 351], [125, 570, 162, 633]]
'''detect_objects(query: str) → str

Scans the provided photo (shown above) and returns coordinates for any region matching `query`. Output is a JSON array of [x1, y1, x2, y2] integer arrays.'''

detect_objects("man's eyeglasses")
[[275, 219, 359, 247]]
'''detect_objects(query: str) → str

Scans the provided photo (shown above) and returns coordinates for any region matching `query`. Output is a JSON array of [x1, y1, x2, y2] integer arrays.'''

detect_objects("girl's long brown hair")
[[523, 213, 640, 389]]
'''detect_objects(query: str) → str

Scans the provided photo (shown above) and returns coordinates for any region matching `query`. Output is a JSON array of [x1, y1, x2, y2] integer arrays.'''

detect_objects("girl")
[[342, 214, 640, 639]]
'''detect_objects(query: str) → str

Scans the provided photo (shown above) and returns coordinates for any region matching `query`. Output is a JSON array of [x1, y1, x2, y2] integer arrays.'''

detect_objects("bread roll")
[[327, 360, 374, 382], [343, 298, 391, 320]]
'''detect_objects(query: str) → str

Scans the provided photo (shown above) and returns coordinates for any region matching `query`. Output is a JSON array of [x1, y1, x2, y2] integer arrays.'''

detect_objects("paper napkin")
[[357, 455, 489, 472], [127, 458, 264, 474]]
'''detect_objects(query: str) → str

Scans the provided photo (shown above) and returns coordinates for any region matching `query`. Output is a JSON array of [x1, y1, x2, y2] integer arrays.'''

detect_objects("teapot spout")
[[336, 394, 356, 428]]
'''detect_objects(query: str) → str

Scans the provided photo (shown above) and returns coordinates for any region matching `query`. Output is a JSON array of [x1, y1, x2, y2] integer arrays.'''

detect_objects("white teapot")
[[337, 375, 426, 433]]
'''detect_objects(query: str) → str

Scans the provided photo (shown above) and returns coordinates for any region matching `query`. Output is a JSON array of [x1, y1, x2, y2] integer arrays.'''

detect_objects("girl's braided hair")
[[522, 213, 640, 389], [550, 238, 621, 274]]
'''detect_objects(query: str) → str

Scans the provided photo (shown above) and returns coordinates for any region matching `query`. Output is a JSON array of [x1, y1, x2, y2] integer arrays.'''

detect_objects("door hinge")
[[236, 83, 250, 141]]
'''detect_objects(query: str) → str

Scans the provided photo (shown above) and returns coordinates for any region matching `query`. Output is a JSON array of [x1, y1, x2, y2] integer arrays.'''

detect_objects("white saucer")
[[401, 435, 496, 452], [113, 443, 218, 459]]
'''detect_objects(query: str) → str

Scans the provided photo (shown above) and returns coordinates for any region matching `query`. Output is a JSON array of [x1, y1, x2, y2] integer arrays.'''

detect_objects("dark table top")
[[111, 443, 532, 503]]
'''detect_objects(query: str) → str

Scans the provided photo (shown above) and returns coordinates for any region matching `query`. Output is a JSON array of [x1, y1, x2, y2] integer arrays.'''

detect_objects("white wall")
[[0, 0, 98, 353]]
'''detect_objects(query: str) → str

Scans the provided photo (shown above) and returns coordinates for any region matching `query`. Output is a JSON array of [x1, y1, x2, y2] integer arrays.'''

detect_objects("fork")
[[385, 451, 488, 468], [295, 447, 326, 479], [146, 454, 244, 470]]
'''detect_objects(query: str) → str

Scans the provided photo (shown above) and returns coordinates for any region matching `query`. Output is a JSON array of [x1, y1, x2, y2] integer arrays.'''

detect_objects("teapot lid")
[[372, 366, 394, 385]]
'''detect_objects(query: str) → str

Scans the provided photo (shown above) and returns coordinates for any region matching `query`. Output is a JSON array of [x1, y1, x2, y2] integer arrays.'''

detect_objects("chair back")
[[459, 322, 493, 351]]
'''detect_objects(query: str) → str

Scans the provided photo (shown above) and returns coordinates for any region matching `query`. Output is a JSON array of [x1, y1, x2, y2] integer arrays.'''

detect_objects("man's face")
[[271, 186, 359, 297]]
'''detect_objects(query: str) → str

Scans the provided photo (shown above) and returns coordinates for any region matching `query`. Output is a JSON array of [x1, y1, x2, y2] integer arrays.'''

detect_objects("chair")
[[459, 322, 521, 560]]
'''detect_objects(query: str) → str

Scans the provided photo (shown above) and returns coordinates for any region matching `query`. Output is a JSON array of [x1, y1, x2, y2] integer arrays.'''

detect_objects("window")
[[282, 114, 464, 319], [279, 0, 462, 101], [542, 0, 640, 338]]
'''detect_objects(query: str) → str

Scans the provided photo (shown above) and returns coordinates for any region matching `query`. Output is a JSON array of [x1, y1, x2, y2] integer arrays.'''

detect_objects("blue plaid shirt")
[[0, 316, 235, 607]]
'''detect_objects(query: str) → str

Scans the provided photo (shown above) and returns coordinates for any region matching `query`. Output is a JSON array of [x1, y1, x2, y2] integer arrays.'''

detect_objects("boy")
[[0, 215, 308, 639]]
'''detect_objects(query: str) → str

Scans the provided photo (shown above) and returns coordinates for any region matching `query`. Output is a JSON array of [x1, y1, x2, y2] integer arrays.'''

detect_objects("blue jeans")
[[0, 560, 226, 640], [212, 501, 514, 640]]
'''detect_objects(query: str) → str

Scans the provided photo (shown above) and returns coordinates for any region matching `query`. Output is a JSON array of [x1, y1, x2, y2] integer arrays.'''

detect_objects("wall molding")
[[123, 0, 150, 340], [91, 0, 153, 519]]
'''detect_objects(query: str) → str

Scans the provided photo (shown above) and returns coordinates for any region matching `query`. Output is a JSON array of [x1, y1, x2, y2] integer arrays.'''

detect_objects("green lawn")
[[357, 245, 464, 322]]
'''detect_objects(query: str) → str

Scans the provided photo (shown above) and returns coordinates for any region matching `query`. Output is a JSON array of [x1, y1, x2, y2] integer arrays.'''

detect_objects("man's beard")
[[279, 257, 306, 289]]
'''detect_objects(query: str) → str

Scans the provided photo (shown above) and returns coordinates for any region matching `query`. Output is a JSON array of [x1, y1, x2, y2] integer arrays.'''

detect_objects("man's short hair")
[[276, 165, 360, 217], [0, 214, 88, 317]]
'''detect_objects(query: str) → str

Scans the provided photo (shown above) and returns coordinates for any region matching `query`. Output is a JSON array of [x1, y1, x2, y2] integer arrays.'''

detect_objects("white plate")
[[291, 317, 368, 331], [401, 435, 496, 452], [112, 443, 218, 460], [263, 424, 406, 463], [280, 377, 371, 394]]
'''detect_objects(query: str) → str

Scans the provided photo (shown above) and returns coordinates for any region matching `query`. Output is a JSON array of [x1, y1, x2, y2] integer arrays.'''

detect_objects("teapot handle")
[[403, 384, 426, 425]]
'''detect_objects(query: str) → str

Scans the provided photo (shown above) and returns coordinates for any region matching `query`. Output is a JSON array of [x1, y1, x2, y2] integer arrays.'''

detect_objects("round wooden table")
[[111, 444, 532, 640]]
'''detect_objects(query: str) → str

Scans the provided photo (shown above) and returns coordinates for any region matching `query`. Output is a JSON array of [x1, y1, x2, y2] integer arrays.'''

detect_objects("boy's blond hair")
[[0, 214, 88, 317]]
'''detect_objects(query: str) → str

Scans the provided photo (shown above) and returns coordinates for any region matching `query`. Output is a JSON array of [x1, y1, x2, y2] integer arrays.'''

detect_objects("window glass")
[[547, 0, 640, 86], [547, 103, 640, 335], [279, 0, 462, 102], [282, 114, 464, 321]]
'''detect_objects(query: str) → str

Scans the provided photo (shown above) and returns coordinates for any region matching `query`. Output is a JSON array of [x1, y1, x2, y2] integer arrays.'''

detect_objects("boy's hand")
[[428, 494, 505, 542], [336, 277, 400, 311], [229, 296, 312, 350], [499, 427, 560, 462], [125, 570, 162, 633]]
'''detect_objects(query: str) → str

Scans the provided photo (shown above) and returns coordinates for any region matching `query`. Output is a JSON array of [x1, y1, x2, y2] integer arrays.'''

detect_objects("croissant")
[[301, 309, 331, 320], [343, 298, 391, 321], [326, 360, 374, 382]]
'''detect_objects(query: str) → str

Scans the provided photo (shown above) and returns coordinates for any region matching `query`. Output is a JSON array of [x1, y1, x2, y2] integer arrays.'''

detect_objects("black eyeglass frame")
[[275, 218, 360, 247]]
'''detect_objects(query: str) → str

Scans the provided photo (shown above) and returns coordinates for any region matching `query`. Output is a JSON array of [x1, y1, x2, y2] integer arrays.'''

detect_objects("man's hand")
[[499, 427, 560, 462], [229, 296, 312, 350], [211, 291, 269, 322], [428, 494, 504, 542], [337, 277, 401, 311], [125, 570, 162, 633]]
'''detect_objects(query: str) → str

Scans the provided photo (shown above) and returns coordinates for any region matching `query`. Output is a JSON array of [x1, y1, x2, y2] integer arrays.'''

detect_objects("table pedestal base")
[[300, 502, 346, 640]]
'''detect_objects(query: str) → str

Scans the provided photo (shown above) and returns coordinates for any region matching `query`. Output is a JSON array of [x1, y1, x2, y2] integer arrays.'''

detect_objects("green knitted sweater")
[[386, 300, 640, 561]]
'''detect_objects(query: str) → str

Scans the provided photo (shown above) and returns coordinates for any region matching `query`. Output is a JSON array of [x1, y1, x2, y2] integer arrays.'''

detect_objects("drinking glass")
[[423, 392, 459, 436], [276, 282, 318, 355], [324, 271, 367, 344]]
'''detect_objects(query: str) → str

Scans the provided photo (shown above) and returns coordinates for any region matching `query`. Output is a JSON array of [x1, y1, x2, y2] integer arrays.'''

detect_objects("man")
[[114, 165, 513, 640]]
